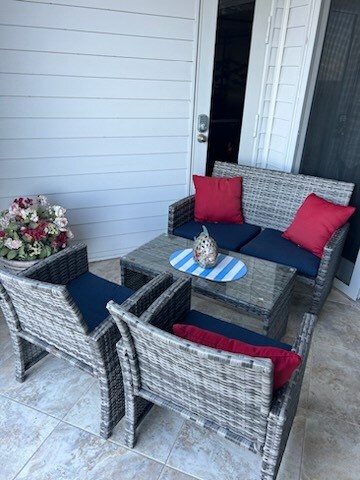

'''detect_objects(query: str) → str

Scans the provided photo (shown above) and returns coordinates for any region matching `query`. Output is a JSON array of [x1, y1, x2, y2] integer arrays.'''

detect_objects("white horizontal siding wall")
[[253, 0, 322, 171], [0, 0, 199, 260]]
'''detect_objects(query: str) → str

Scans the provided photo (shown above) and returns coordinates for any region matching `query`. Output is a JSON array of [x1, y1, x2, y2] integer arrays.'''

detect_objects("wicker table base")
[[120, 234, 296, 340]]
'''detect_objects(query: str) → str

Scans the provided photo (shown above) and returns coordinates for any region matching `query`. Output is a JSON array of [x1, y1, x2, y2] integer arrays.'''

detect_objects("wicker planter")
[[0, 258, 40, 273]]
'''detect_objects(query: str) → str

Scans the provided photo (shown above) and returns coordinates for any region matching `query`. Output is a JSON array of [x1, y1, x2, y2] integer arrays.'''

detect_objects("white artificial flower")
[[47, 222, 59, 235], [66, 229, 74, 239], [19, 207, 38, 222], [37, 195, 48, 205], [19, 208, 29, 220], [8, 203, 21, 217], [29, 243, 42, 256], [0, 215, 10, 229], [4, 238, 23, 250], [54, 217, 68, 231], [53, 205, 66, 217], [29, 211, 39, 223]]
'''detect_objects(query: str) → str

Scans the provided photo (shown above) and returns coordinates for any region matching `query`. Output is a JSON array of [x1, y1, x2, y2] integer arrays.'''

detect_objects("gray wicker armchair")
[[0, 243, 172, 438], [168, 161, 355, 314], [108, 276, 316, 480]]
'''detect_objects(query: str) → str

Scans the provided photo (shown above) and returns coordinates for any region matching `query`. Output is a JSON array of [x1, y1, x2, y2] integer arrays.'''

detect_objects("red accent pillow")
[[173, 324, 301, 390], [282, 193, 355, 258], [193, 175, 244, 224]]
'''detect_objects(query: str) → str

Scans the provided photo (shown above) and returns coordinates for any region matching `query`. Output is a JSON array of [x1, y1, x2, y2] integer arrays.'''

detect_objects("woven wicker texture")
[[108, 278, 317, 480], [168, 162, 355, 314], [212, 162, 354, 231], [120, 234, 296, 340], [0, 243, 172, 439]]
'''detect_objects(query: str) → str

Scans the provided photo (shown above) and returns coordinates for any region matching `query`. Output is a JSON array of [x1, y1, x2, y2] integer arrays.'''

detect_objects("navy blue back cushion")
[[67, 272, 134, 332], [240, 228, 320, 278], [174, 221, 261, 251], [182, 310, 292, 350]]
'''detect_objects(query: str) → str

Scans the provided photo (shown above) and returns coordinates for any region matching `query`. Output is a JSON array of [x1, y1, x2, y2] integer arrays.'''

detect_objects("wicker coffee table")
[[120, 234, 296, 340]]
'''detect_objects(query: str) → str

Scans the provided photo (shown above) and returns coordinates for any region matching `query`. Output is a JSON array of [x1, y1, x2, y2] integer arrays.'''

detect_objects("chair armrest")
[[261, 313, 317, 478], [269, 313, 316, 421], [90, 314, 118, 342], [21, 242, 89, 285], [118, 273, 173, 318], [0, 281, 21, 331], [168, 195, 195, 234], [140, 277, 192, 331]]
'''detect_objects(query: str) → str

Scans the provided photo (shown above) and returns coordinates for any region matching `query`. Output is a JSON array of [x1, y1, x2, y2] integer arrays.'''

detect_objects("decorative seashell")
[[193, 226, 218, 268]]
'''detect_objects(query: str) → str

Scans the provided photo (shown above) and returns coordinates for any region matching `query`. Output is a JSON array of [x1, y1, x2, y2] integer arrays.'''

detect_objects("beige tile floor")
[[0, 258, 359, 480]]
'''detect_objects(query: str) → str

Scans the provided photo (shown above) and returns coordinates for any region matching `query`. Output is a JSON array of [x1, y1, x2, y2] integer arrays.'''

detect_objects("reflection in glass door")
[[300, 0, 360, 293]]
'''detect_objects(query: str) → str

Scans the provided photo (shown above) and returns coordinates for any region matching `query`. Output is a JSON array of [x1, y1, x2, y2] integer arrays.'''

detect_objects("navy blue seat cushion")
[[67, 272, 135, 332], [173, 221, 261, 251], [182, 309, 292, 350], [240, 228, 320, 278]]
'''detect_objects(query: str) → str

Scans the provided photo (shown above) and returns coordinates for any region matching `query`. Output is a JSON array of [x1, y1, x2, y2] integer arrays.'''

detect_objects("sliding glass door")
[[300, 0, 360, 298]]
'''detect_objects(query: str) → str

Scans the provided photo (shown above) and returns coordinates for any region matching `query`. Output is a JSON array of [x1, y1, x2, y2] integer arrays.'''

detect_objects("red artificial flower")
[[0, 231, 5, 237], [23, 221, 48, 241], [53, 231, 68, 249], [13, 197, 33, 209]]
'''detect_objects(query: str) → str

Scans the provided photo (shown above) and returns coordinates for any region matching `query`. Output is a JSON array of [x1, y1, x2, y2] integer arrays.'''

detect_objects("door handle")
[[197, 133, 207, 143]]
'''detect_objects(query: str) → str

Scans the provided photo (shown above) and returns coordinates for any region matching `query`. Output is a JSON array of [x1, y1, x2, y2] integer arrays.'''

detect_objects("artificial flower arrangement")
[[0, 196, 74, 261]]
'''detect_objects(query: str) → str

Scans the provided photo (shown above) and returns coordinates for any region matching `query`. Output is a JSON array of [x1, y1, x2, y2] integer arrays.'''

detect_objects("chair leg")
[[97, 356, 125, 440], [12, 335, 47, 382], [124, 391, 137, 448]]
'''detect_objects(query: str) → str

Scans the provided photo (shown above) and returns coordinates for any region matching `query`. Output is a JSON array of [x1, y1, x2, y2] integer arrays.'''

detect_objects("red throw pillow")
[[173, 324, 301, 390], [282, 193, 355, 258], [193, 175, 244, 224]]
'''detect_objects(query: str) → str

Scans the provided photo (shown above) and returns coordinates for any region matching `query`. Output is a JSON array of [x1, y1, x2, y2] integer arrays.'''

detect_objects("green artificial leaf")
[[0, 247, 9, 257], [39, 247, 47, 259], [13, 231, 19, 240], [18, 245, 25, 257], [7, 249, 18, 260], [45, 245, 52, 257], [28, 222, 38, 230]]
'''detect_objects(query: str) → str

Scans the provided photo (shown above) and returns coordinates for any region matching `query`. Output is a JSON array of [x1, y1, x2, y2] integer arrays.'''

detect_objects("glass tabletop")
[[122, 234, 296, 314]]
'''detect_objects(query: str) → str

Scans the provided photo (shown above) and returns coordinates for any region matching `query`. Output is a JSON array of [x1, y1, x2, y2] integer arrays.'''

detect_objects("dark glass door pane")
[[300, 0, 360, 270], [206, 0, 255, 175]]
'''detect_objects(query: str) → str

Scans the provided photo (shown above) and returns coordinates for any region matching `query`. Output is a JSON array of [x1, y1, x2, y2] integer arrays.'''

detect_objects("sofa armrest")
[[21, 242, 89, 285], [322, 222, 349, 257], [261, 313, 316, 478], [168, 195, 195, 234], [310, 223, 349, 314]]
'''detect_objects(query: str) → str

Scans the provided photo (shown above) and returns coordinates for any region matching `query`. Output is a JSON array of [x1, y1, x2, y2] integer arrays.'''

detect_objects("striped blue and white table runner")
[[169, 249, 247, 282]]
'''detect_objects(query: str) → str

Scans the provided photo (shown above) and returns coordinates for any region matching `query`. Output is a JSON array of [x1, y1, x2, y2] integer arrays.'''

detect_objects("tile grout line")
[[0, 375, 97, 426], [161, 420, 204, 480], [297, 409, 308, 480], [14, 413, 168, 475], [299, 409, 311, 480]]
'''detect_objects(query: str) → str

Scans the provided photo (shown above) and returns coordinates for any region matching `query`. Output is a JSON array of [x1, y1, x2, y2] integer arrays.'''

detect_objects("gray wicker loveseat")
[[108, 275, 316, 480], [168, 161, 355, 314]]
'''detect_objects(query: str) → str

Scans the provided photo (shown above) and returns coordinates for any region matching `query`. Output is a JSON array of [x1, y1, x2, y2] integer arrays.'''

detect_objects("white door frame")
[[190, 0, 219, 180], [191, 0, 274, 179], [238, 0, 272, 165]]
